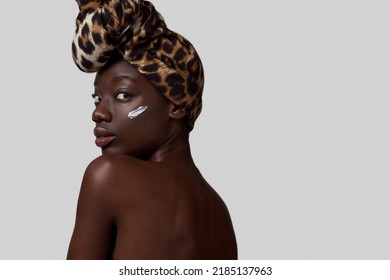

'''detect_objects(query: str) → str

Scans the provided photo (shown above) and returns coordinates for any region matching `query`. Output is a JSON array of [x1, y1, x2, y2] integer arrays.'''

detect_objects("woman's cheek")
[[128, 106, 148, 119]]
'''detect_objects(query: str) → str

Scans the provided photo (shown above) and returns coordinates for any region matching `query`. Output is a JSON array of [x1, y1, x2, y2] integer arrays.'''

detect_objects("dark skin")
[[67, 59, 237, 259]]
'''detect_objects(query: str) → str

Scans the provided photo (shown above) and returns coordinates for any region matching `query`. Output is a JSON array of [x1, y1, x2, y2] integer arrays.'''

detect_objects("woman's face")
[[92, 59, 172, 158]]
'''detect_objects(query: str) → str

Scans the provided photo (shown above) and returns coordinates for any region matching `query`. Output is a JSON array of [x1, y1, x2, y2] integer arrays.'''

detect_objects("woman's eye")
[[116, 92, 131, 100], [92, 94, 101, 103]]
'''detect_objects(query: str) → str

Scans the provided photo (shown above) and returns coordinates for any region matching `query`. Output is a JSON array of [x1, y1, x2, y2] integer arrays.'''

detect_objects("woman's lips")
[[94, 127, 116, 148]]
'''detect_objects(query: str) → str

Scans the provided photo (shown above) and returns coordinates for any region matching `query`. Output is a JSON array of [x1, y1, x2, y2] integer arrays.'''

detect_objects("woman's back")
[[91, 154, 237, 259]]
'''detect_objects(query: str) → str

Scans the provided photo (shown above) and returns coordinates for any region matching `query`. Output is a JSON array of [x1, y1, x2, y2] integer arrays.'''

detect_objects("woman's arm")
[[67, 157, 117, 259]]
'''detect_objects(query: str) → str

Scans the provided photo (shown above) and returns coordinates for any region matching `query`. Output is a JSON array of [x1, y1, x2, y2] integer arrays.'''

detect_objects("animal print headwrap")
[[72, 0, 204, 129]]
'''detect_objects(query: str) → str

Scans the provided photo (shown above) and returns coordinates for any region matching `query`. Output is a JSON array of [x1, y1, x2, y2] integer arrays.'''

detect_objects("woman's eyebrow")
[[112, 74, 136, 83], [93, 74, 136, 87]]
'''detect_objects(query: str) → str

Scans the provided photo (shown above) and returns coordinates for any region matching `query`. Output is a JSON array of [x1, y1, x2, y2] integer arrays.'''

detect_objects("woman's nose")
[[92, 100, 112, 123]]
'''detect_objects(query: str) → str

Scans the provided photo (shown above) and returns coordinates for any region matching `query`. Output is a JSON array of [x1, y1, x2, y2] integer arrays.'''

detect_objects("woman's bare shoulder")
[[86, 153, 140, 171], [77, 154, 151, 221], [80, 154, 148, 200], [85, 154, 142, 180], [67, 154, 144, 259]]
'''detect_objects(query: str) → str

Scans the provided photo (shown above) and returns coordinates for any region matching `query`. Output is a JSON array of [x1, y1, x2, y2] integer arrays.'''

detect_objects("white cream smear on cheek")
[[128, 106, 148, 119]]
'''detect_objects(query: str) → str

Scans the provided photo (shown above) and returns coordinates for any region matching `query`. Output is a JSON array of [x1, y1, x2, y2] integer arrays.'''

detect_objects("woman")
[[67, 0, 237, 259]]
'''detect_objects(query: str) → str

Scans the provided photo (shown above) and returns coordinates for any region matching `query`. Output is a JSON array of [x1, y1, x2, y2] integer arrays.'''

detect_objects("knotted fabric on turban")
[[72, 0, 204, 129]]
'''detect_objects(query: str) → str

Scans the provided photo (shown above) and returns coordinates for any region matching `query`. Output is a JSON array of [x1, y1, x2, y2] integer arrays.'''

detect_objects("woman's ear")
[[168, 103, 186, 119]]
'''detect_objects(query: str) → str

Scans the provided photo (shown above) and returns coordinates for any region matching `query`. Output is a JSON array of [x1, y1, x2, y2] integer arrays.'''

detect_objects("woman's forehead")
[[95, 60, 143, 85]]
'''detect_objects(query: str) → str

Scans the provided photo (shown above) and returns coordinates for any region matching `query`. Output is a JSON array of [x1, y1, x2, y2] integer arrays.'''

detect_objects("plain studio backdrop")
[[0, 0, 389, 259]]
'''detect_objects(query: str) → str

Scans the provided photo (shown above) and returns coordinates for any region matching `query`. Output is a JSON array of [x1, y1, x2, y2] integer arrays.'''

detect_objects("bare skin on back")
[[67, 60, 237, 259]]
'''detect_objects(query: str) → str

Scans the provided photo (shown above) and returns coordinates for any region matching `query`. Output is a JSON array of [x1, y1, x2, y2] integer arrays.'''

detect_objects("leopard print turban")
[[72, 0, 204, 129]]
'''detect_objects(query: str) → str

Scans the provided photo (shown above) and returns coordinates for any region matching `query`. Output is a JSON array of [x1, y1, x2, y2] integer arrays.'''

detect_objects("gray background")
[[1, 0, 389, 259]]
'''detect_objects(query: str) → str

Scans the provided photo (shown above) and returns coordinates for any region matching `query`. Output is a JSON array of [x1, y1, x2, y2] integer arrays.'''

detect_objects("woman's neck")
[[147, 132, 194, 165]]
